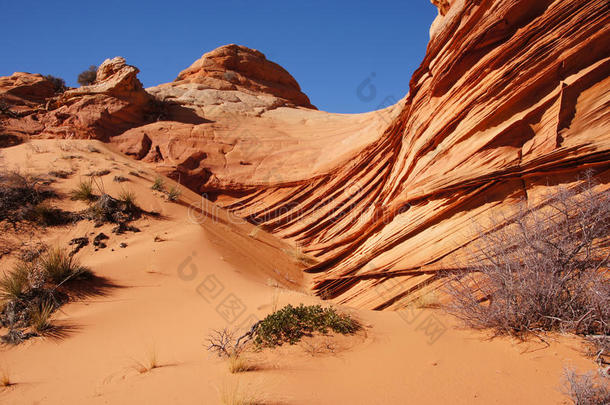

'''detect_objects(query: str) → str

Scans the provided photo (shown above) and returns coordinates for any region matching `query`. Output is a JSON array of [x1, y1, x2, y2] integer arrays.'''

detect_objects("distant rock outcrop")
[[147, 44, 316, 120], [41, 57, 153, 141], [0, 57, 153, 142]]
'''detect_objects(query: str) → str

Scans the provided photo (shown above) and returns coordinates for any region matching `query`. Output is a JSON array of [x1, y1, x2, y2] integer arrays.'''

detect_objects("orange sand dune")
[[0, 140, 597, 404]]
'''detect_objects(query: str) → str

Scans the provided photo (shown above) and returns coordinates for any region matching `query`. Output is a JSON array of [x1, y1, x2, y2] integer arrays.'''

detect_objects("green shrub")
[[77, 65, 97, 86], [253, 304, 359, 347]]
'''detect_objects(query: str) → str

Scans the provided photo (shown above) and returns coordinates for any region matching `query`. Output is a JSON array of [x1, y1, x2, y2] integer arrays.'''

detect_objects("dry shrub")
[[563, 368, 609, 405], [445, 173, 609, 338]]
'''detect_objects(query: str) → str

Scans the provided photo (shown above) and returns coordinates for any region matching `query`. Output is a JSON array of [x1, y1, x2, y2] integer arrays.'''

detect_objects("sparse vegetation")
[[85, 192, 142, 227], [228, 355, 255, 374], [0, 247, 93, 343], [445, 173, 609, 342], [29, 300, 54, 334], [563, 368, 609, 405], [151, 176, 165, 191], [219, 379, 261, 405], [44, 75, 67, 93], [77, 65, 97, 86], [207, 304, 359, 359], [253, 304, 360, 347], [0, 368, 11, 388], [87, 169, 111, 177], [38, 246, 92, 284], [0, 170, 71, 229], [118, 189, 137, 209], [167, 186, 181, 201], [70, 179, 95, 201], [132, 347, 160, 374], [0, 267, 27, 301]]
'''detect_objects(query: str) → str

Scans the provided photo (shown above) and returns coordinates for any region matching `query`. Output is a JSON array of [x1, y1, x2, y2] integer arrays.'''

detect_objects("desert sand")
[[0, 140, 599, 404], [1, 0, 608, 403]]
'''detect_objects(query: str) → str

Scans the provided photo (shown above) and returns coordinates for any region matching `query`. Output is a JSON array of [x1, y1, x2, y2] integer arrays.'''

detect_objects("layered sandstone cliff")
[[1, 0, 607, 309]]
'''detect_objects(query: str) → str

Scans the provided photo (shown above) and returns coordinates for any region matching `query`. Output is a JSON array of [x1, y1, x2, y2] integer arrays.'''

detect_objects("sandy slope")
[[0, 140, 597, 404]]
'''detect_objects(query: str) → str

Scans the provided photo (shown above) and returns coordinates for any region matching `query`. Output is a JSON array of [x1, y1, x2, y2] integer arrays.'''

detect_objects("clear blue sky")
[[1, 0, 438, 113]]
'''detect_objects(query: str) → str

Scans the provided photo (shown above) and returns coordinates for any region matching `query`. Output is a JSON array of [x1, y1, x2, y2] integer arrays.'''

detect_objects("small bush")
[[70, 179, 95, 201], [77, 65, 97, 86], [44, 75, 66, 93], [85, 193, 142, 226], [38, 247, 91, 284], [563, 368, 610, 405], [151, 176, 165, 191], [0, 171, 46, 224], [167, 186, 181, 201], [253, 304, 360, 347]]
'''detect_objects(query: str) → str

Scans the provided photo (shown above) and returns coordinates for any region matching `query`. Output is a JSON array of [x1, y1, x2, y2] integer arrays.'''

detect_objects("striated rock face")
[[178, 0, 608, 309], [3, 1, 609, 310], [147, 44, 316, 120]]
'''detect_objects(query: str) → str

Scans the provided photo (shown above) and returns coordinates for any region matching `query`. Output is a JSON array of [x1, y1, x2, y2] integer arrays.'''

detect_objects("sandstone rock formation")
[[0, 73, 55, 145], [40, 57, 153, 141], [2, 0, 608, 310], [147, 44, 316, 120], [167, 0, 608, 309], [0, 57, 153, 142]]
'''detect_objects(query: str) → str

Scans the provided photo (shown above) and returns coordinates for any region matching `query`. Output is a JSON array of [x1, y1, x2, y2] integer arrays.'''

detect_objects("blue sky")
[[1, 0, 438, 113]]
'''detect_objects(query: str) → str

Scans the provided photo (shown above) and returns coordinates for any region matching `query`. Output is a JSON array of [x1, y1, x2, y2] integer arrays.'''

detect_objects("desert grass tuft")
[[0, 368, 12, 388], [132, 346, 160, 374], [151, 176, 165, 191], [38, 247, 92, 284], [0, 264, 29, 301], [118, 188, 137, 208], [70, 179, 95, 201], [228, 355, 255, 374], [166, 186, 181, 201], [29, 300, 54, 334], [219, 379, 262, 405]]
